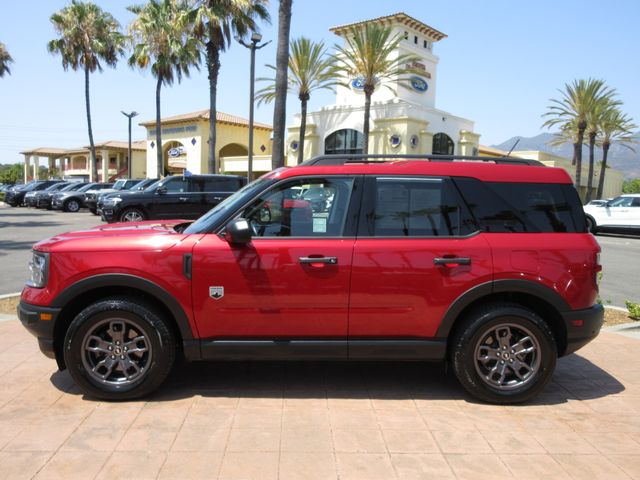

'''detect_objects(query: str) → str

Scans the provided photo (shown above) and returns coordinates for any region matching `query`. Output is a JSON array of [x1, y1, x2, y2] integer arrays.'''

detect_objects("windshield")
[[113, 180, 126, 190], [21, 182, 42, 192], [60, 182, 83, 192], [143, 179, 163, 192], [184, 177, 274, 234], [78, 183, 96, 192]]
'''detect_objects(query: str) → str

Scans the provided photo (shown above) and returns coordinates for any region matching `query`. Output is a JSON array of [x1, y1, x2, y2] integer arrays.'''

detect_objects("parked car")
[[34, 182, 86, 209], [98, 174, 246, 223], [583, 194, 640, 234], [18, 154, 603, 403], [26, 182, 70, 208], [85, 178, 144, 215], [51, 182, 98, 212], [95, 178, 160, 216], [4, 180, 64, 207]]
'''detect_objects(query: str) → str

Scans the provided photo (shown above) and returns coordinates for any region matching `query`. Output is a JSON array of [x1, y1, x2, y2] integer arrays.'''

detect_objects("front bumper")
[[99, 207, 117, 222], [18, 301, 61, 359], [561, 303, 604, 355]]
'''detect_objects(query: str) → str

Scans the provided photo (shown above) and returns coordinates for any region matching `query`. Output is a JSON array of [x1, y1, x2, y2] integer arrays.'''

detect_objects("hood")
[[34, 219, 194, 253]]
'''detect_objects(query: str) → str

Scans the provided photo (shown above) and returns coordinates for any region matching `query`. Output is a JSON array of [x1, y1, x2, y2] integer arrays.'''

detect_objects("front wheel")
[[63, 297, 176, 400], [451, 303, 557, 404], [585, 216, 597, 234], [65, 199, 81, 213], [119, 208, 145, 222]]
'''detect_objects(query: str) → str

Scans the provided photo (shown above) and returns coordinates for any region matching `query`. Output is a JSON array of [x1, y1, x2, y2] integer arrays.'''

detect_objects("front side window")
[[162, 177, 188, 193], [362, 177, 476, 237], [240, 177, 354, 237]]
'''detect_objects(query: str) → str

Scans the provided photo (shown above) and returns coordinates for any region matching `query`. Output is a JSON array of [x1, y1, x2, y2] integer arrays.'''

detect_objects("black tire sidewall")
[[63, 298, 175, 400], [452, 304, 557, 404]]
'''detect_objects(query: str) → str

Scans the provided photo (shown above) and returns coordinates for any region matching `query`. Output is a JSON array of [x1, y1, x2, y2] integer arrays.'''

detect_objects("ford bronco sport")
[[18, 155, 603, 403]]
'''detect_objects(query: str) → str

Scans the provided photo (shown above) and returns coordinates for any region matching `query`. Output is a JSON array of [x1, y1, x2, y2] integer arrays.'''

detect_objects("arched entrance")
[[163, 141, 187, 175], [432, 133, 454, 155], [324, 129, 364, 155], [219, 143, 249, 157]]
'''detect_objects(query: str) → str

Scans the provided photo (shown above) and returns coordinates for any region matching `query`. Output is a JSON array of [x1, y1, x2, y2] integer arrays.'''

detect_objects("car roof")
[[266, 160, 573, 184]]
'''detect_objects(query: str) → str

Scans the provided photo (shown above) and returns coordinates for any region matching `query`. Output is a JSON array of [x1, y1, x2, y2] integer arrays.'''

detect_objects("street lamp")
[[237, 32, 270, 181], [121, 111, 139, 179]]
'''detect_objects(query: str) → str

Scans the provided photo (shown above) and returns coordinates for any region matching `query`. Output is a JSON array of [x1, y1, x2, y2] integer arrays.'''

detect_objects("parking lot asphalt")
[[0, 318, 639, 479]]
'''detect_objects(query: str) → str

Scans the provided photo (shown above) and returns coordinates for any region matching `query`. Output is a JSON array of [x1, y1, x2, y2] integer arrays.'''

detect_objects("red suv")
[[18, 155, 603, 403]]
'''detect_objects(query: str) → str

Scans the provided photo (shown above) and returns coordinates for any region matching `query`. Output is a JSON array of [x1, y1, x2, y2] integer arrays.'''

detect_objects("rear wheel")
[[585, 216, 597, 234], [120, 208, 145, 222], [65, 199, 81, 212], [451, 303, 557, 404], [63, 297, 175, 400]]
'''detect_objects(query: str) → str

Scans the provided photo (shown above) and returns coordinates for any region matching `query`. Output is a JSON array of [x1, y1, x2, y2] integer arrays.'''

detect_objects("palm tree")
[[256, 37, 336, 164], [596, 109, 637, 199], [0, 42, 13, 77], [128, 0, 200, 178], [584, 95, 621, 202], [192, 0, 269, 174], [333, 24, 419, 154], [271, 0, 293, 169], [542, 78, 616, 194], [48, 1, 124, 182]]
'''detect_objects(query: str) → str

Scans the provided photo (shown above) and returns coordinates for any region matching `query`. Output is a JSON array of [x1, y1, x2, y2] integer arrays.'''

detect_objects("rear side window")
[[361, 177, 477, 237], [454, 178, 585, 233], [200, 177, 242, 192]]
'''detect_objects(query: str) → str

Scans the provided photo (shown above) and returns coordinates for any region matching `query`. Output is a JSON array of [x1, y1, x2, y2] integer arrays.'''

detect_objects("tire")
[[65, 199, 81, 213], [119, 208, 146, 222], [585, 216, 597, 234], [451, 303, 557, 404], [63, 297, 176, 400]]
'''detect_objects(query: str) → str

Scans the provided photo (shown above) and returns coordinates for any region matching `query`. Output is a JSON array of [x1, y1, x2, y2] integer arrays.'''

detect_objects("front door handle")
[[434, 257, 471, 266], [299, 256, 338, 265], [179, 197, 188, 202]]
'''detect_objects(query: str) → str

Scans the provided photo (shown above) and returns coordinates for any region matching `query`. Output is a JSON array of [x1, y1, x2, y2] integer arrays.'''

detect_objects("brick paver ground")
[[0, 318, 639, 480]]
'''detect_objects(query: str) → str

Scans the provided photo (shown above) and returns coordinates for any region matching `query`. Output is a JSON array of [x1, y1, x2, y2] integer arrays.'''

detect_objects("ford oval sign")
[[410, 76, 428, 93], [351, 77, 365, 90]]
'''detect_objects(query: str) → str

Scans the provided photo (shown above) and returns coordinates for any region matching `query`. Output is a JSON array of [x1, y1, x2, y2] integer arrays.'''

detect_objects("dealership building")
[[19, 12, 623, 199]]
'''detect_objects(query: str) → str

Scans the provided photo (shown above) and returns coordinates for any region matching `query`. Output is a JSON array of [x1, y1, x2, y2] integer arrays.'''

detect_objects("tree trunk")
[[585, 131, 596, 203], [575, 122, 586, 199], [362, 88, 373, 154], [85, 67, 97, 182], [271, 0, 293, 169], [297, 95, 308, 164], [597, 141, 610, 200], [571, 142, 579, 166], [156, 74, 163, 178], [206, 35, 220, 174]]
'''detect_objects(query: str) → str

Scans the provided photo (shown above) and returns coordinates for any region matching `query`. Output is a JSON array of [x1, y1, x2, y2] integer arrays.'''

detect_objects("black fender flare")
[[435, 279, 570, 338], [51, 274, 194, 342]]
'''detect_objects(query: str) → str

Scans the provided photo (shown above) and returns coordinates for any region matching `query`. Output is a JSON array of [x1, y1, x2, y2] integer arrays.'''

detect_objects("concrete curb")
[[603, 321, 640, 340], [0, 292, 21, 300]]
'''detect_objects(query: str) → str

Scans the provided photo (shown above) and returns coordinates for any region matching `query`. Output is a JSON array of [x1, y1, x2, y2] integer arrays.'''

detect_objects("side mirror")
[[225, 218, 252, 245], [156, 186, 167, 195]]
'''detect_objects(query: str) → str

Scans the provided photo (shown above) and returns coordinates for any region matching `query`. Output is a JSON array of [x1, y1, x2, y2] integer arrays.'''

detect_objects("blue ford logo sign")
[[168, 147, 185, 157], [410, 76, 428, 93], [351, 77, 365, 90]]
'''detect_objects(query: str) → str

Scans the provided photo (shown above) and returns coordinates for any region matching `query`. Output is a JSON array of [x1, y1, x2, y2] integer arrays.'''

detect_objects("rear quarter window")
[[454, 178, 586, 233]]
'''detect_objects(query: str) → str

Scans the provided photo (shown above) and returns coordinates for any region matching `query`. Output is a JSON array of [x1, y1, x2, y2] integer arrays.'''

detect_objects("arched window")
[[432, 133, 454, 155], [324, 129, 363, 155]]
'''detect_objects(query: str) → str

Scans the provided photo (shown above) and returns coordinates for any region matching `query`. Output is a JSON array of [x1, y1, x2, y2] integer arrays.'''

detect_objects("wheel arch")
[[438, 280, 569, 357], [51, 274, 197, 369]]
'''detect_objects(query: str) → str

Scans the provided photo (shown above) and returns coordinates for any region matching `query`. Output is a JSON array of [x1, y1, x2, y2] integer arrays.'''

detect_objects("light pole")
[[121, 111, 139, 179], [237, 32, 270, 182]]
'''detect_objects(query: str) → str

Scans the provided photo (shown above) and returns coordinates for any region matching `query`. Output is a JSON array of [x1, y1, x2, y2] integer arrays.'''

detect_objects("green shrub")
[[625, 300, 640, 320]]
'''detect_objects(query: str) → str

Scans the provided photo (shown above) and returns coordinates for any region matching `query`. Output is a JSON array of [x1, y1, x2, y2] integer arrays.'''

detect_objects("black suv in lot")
[[99, 174, 247, 222], [5, 180, 64, 206], [85, 178, 145, 214]]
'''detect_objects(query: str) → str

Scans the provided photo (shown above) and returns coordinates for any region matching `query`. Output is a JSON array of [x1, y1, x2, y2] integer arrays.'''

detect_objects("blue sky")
[[1, 0, 638, 164]]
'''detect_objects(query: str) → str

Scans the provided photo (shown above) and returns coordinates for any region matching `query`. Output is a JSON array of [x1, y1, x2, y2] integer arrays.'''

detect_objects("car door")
[[348, 176, 493, 346], [191, 176, 360, 351], [149, 176, 191, 219]]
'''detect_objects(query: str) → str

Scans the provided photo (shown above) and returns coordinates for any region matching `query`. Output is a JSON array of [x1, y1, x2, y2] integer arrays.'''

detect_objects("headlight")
[[103, 197, 122, 206], [27, 251, 49, 288]]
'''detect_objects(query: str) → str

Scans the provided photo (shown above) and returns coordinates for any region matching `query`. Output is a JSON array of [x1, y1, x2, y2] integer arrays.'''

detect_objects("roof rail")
[[300, 154, 544, 167]]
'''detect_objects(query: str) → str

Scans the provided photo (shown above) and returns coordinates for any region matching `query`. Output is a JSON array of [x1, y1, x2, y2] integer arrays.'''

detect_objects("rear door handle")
[[179, 197, 188, 202], [299, 256, 338, 265], [434, 257, 471, 266]]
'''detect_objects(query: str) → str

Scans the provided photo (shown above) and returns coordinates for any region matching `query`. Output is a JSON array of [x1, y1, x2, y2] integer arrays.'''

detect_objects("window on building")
[[423, 40, 428, 48], [432, 133, 454, 155], [414, 35, 418, 44], [404, 31, 408, 40], [324, 129, 364, 155]]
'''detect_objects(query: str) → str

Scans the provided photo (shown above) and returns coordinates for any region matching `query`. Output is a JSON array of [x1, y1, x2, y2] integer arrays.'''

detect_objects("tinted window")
[[199, 177, 242, 192], [455, 178, 584, 233], [162, 177, 188, 193], [363, 177, 476, 237], [240, 177, 354, 237]]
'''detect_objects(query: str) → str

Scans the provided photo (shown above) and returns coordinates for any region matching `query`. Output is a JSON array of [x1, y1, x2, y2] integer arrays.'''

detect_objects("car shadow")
[[51, 353, 625, 406]]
